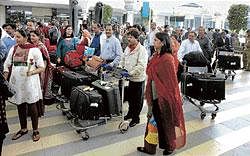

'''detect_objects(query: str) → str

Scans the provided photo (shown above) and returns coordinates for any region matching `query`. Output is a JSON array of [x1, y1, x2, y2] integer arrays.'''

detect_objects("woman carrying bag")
[[137, 32, 186, 155]]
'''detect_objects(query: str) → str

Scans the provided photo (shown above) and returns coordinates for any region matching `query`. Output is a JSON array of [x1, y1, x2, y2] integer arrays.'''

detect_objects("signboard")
[[32, 7, 52, 16], [142, 1, 149, 18]]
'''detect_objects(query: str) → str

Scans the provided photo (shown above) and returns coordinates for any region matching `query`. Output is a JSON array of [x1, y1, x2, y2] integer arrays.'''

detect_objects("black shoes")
[[163, 149, 173, 155], [129, 119, 140, 127], [137, 147, 155, 155], [124, 114, 132, 120]]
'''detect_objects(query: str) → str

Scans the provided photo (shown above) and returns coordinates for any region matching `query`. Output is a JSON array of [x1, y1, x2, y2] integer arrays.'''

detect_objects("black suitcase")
[[181, 73, 225, 101], [91, 80, 122, 116], [70, 85, 103, 120], [218, 53, 241, 70], [75, 70, 99, 82], [61, 71, 96, 98]]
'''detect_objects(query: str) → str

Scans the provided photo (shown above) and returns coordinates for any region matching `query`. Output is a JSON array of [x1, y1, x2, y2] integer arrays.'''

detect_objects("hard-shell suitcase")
[[217, 52, 241, 70], [70, 85, 103, 120], [61, 71, 96, 98], [181, 73, 225, 101], [91, 80, 121, 116]]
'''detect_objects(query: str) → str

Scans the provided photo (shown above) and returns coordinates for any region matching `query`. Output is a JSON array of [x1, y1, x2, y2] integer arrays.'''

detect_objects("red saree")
[[37, 42, 54, 102], [171, 37, 180, 71], [145, 53, 186, 150]]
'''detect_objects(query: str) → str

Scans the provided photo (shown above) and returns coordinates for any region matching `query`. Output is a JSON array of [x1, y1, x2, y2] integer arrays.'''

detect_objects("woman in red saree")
[[137, 32, 186, 155], [30, 30, 54, 104]]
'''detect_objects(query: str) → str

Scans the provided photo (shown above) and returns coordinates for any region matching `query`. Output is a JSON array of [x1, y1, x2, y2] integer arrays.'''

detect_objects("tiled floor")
[[2, 70, 250, 156]]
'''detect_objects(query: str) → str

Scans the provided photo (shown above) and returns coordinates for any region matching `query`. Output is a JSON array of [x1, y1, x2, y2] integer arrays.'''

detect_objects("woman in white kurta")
[[3, 29, 45, 142]]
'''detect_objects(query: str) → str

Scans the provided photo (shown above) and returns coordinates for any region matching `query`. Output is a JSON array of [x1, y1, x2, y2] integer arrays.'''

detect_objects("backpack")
[[64, 50, 83, 68]]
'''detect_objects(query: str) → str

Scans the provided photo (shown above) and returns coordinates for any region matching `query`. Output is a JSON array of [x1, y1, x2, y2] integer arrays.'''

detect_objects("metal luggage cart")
[[99, 67, 130, 133], [213, 48, 241, 81], [54, 67, 130, 140], [181, 63, 226, 120]]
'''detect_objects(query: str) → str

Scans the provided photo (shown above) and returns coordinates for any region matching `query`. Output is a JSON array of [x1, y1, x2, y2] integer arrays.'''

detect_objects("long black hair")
[[63, 25, 74, 38], [155, 32, 172, 56]]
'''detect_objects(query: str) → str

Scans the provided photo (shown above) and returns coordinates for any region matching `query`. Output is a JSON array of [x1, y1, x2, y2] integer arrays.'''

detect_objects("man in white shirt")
[[147, 22, 158, 57], [178, 31, 202, 62]]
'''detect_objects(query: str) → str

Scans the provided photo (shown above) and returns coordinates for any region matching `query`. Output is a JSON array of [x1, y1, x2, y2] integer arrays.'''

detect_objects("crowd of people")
[[1, 18, 250, 155]]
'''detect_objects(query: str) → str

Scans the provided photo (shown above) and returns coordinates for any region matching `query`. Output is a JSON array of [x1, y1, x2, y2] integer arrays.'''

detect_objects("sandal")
[[32, 131, 40, 142], [137, 147, 155, 155], [12, 130, 28, 140], [163, 149, 174, 155]]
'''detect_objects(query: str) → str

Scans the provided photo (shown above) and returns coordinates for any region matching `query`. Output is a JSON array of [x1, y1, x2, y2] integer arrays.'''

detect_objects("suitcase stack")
[[181, 73, 225, 101], [217, 51, 241, 70], [61, 71, 98, 98], [70, 85, 103, 120]]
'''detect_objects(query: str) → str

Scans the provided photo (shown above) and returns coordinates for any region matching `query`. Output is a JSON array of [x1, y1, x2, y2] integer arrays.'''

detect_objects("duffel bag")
[[64, 50, 83, 68]]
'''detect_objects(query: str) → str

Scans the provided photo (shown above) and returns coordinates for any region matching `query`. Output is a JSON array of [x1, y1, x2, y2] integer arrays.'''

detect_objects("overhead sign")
[[142, 1, 149, 18]]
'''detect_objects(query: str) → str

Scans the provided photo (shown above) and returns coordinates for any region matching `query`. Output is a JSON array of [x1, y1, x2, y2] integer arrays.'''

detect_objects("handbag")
[[0, 72, 16, 97], [145, 116, 158, 145], [86, 56, 105, 70]]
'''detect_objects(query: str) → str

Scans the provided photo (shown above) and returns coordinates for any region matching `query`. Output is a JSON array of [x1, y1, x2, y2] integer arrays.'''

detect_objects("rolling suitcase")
[[61, 71, 96, 98], [91, 80, 122, 116], [181, 73, 225, 101], [70, 85, 103, 120]]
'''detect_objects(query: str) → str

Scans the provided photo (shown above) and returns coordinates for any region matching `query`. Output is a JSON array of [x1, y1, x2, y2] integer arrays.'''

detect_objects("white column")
[[124, 0, 135, 25], [0, 5, 6, 27], [127, 11, 134, 25], [79, 0, 88, 20]]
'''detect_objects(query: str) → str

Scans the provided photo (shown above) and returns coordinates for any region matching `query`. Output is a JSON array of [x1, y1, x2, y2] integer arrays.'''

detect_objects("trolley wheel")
[[200, 112, 206, 120], [200, 102, 205, 106], [81, 131, 89, 140], [62, 111, 66, 115], [211, 113, 217, 120], [232, 75, 235, 81], [76, 129, 84, 134], [118, 121, 129, 134]]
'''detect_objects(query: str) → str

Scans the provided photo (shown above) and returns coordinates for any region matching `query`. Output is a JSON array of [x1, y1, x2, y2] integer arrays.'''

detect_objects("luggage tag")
[[90, 103, 99, 107]]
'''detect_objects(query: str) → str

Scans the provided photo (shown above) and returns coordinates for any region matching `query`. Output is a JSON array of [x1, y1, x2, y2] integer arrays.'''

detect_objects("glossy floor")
[[2, 70, 250, 156]]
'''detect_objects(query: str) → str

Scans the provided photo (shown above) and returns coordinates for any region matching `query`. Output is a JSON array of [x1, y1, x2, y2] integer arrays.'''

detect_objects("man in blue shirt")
[[0, 28, 8, 72], [100, 24, 122, 67], [2, 23, 16, 53], [90, 22, 102, 56]]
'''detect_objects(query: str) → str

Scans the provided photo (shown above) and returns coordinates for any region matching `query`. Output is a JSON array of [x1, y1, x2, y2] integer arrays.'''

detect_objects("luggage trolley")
[[55, 67, 130, 140], [97, 66, 131, 133], [181, 63, 226, 120], [213, 48, 241, 81]]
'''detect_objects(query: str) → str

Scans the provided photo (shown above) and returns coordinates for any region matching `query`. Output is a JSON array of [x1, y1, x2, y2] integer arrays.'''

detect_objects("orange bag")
[[86, 56, 105, 70]]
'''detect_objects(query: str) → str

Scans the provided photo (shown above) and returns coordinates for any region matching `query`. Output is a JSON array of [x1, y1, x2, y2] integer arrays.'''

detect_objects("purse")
[[86, 56, 105, 70], [0, 72, 16, 98]]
